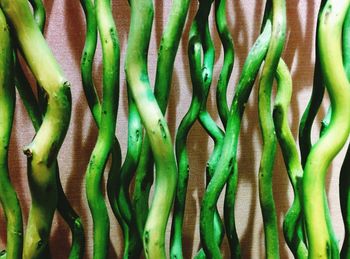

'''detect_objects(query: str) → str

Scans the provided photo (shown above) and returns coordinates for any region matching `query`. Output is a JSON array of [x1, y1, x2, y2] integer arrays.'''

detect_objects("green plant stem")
[[117, 91, 143, 258], [0, 0, 72, 258], [0, 8, 23, 259], [169, 32, 203, 258], [257, 0, 286, 257], [84, 0, 120, 257], [125, 1, 177, 258], [215, 0, 234, 127], [303, 0, 350, 257], [199, 17, 272, 259], [273, 59, 308, 258], [298, 0, 326, 167], [132, 0, 190, 240]]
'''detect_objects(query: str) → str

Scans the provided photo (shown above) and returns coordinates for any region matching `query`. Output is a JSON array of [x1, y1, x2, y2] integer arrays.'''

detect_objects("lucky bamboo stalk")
[[0, 8, 23, 259], [303, 0, 350, 257], [273, 59, 308, 258], [132, 0, 190, 239], [0, 0, 72, 257], [257, 0, 286, 257], [125, 0, 177, 257], [84, 0, 120, 257], [199, 15, 272, 258]]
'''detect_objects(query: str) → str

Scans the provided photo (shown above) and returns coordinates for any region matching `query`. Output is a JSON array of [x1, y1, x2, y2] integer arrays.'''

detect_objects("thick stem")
[[125, 1, 177, 258], [303, 0, 350, 257]]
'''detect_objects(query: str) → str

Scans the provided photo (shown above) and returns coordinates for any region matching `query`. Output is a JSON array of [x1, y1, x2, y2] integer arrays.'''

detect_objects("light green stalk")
[[273, 59, 308, 258], [0, 0, 72, 258], [303, 0, 350, 257], [125, 0, 177, 257]]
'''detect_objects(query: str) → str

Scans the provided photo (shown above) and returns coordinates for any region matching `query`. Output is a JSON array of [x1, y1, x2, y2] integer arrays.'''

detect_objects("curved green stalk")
[[84, 0, 120, 257], [0, 9, 23, 259], [215, 0, 234, 127], [169, 33, 203, 258], [132, 0, 190, 239], [273, 59, 308, 258], [257, 0, 286, 257], [303, 0, 350, 257], [0, 0, 72, 258], [339, 6, 350, 258], [199, 18, 272, 259], [117, 92, 143, 258], [28, 0, 47, 113], [125, 1, 177, 258], [298, 0, 326, 167]]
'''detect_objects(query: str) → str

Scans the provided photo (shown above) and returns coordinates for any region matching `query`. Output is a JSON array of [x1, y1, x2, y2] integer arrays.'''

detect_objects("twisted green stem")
[[199, 16, 272, 258], [84, 0, 120, 257], [257, 0, 286, 257], [303, 0, 350, 257], [132, 0, 190, 240], [273, 59, 307, 258], [125, 1, 177, 258], [0, 8, 23, 259], [0, 0, 72, 258]]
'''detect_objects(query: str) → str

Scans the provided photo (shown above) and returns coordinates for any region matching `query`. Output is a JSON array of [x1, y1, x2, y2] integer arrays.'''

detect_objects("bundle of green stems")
[[0, 0, 348, 258]]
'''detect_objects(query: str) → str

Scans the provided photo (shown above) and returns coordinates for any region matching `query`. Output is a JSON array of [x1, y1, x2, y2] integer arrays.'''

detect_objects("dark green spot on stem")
[[158, 119, 167, 139]]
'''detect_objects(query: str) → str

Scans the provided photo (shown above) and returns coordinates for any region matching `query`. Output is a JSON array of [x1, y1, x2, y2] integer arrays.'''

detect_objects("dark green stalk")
[[303, 0, 350, 257], [257, 0, 286, 257], [125, 0, 177, 257], [273, 59, 308, 258], [199, 18, 272, 259], [0, 0, 72, 258], [132, 0, 190, 239], [170, 32, 203, 259], [298, 0, 326, 167], [84, 0, 120, 257], [340, 6, 350, 258], [0, 8, 23, 259], [116, 91, 143, 258], [215, 0, 234, 127]]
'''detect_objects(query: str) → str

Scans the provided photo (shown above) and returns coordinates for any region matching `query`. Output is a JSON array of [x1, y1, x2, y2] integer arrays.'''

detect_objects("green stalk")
[[215, 0, 234, 127], [303, 0, 350, 257], [125, 0, 177, 257], [273, 59, 308, 258], [85, 0, 120, 257], [339, 6, 350, 258], [0, 0, 72, 258], [257, 0, 286, 257], [132, 0, 190, 238], [298, 0, 326, 167], [117, 91, 143, 258], [170, 31, 203, 258], [199, 18, 272, 258], [13, 1, 85, 257], [0, 8, 23, 259]]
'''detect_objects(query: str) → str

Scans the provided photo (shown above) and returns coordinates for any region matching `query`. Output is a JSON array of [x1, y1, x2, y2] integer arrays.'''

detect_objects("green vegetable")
[[125, 0, 177, 257], [303, 0, 350, 257], [0, 8, 23, 259]]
